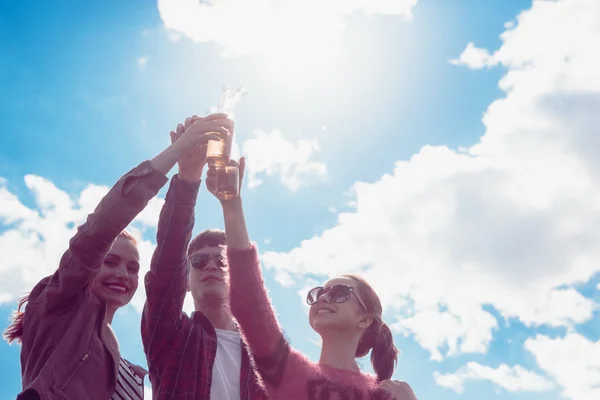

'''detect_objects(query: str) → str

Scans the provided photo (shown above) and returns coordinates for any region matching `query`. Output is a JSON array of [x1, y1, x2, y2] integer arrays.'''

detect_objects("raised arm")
[[141, 174, 199, 367], [30, 161, 168, 312], [141, 115, 233, 369], [209, 158, 285, 357], [210, 159, 302, 393], [29, 115, 230, 313]]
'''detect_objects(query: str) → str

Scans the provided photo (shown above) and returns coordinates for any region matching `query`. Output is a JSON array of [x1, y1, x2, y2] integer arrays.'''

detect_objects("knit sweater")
[[228, 246, 393, 400]]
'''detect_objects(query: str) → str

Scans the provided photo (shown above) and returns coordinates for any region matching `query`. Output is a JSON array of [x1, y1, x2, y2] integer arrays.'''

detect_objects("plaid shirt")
[[141, 175, 267, 400]]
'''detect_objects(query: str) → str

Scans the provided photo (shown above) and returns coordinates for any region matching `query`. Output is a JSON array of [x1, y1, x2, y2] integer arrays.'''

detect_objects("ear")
[[358, 315, 374, 330]]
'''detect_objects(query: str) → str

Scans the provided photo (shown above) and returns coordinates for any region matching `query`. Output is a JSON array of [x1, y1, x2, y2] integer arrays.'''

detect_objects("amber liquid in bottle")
[[206, 132, 233, 168], [214, 166, 239, 200]]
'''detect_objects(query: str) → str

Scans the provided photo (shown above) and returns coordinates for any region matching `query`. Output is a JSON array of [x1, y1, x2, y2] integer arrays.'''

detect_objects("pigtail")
[[370, 321, 398, 381]]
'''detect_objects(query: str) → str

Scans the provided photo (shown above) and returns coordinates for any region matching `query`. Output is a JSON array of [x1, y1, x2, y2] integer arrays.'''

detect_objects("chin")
[[108, 298, 131, 309], [201, 281, 228, 294], [311, 315, 349, 333], [310, 317, 331, 332], [101, 292, 133, 308]]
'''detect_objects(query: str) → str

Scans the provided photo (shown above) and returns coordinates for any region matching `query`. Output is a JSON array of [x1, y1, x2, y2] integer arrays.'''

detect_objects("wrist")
[[221, 196, 243, 212], [178, 166, 204, 183]]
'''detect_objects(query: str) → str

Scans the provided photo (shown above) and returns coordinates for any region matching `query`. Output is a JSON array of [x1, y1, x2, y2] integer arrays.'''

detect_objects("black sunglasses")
[[306, 284, 367, 310], [189, 253, 227, 270]]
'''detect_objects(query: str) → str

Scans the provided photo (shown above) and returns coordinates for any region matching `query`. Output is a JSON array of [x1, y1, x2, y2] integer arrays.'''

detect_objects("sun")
[[258, 20, 346, 88]]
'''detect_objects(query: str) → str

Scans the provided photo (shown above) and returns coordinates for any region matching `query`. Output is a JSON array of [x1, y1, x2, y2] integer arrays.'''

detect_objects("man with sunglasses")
[[141, 117, 265, 400]]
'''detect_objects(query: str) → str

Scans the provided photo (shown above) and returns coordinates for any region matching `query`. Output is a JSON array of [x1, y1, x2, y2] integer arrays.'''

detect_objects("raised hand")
[[170, 114, 233, 182], [206, 157, 246, 202]]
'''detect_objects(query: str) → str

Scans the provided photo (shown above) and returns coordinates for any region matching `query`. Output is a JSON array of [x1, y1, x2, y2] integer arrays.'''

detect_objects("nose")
[[113, 263, 128, 279], [316, 291, 331, 304], [204, 259, 219, 271]]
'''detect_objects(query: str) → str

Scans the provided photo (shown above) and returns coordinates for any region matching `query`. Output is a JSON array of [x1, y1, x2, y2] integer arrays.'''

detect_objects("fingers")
[[379, 380, 393, 392], [203, 126, 229, 141], [378, 380, 417, 399], [239, 156, 246, 176], [176, 123, 184, 136], [169, 130, 176, 144], [204, 113, 229, 121], [238, 156, 245, 194], [221, 118, 234, 133], [184, 117, 192, 131], [203, 114, 234, 133], [192, 118, 232, 131], [205, 169, 216, 193]]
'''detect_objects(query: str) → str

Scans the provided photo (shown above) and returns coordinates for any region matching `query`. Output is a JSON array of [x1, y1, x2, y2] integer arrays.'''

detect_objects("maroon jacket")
[[17, 161, 167, 400]]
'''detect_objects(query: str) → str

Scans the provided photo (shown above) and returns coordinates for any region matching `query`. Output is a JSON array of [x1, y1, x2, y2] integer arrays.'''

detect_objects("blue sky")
[[1, 0, 600, 399]]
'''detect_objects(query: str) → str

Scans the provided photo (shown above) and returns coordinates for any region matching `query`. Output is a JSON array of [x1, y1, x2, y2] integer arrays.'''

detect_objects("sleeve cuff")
[[166, 174, 201, 206], [121, 160, 169, 197]]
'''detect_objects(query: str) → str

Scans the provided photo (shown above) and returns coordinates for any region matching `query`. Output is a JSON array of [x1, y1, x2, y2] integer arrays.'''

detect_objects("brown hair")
[[188, 228, 226, 256], [345, 274, 399, 382], [3, 295, 28, 344], [118, 229, 138, 244], [3, 230, 137, 345]]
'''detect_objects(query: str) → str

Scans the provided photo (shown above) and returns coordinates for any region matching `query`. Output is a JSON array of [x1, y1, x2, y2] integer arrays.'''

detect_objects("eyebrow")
[[105, 253, 140, 265]]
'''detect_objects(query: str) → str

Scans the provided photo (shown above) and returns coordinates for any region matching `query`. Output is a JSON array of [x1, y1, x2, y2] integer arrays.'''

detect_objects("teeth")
[[317, 309, 333, 314], [107, 284, 127, 293]]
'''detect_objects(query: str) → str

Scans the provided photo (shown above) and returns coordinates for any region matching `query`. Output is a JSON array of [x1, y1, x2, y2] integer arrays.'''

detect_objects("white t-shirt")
[[210, 328, 242, 400]]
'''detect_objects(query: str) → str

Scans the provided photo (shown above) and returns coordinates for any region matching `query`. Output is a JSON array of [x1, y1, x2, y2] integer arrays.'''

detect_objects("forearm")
[[150, 140, 188, 177], [146, 176, 198, 291], [228, 246, 284, 357], [222, 198, 252, 250]]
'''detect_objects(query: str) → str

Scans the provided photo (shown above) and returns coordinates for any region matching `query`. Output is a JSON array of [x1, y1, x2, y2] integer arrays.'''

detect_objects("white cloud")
[[168, 31, 182, 43], [137, 56, 149, 67], [392, 306, 498, 362], [242, 129, 326, 191], [258, 0, 600, 389], [144, 385, 152, 399], [526, 333, 600, 400], [433, 362, 553, 394], [0, 176, 161, 312], [450, 42, 495, 69], [157, 0, 418, 57]]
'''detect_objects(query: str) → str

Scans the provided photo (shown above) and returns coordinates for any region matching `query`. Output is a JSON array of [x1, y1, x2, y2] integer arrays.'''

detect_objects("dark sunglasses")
[[306, 284, 367, 310], [189, 253, 227, 270]]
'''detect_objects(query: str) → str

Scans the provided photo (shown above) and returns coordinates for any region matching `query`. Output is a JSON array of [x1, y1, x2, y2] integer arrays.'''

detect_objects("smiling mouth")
[[315, 308, 335, 315], [104, 283, 129, 294], [201, 276, 223, 282]]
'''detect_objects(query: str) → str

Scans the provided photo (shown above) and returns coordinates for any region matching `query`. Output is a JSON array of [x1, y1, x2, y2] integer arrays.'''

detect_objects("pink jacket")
[[228, 246, 393, 400]]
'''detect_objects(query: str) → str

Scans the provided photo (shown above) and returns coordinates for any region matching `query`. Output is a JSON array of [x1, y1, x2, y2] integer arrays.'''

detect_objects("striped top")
[[111, 357, 144, 400]]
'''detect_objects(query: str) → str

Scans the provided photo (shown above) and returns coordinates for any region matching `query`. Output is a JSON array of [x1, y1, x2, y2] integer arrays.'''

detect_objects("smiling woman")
[[1, 114, 232, 400], [89, 233, 140, 311]]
